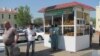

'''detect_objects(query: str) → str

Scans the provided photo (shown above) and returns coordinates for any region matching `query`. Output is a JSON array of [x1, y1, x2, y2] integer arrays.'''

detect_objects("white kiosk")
[[39, 2, 95, 52]]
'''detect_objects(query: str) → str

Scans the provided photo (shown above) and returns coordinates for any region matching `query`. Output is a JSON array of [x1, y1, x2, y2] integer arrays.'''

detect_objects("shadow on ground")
[[91, 43, 100, 50], [20, 49, 63, 56], [78, 43, 100, 52]]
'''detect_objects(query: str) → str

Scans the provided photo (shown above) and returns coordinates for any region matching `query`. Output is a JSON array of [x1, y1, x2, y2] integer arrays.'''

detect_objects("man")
[[90, 22, 93, 47], [3, 21, 19, 56], [26, 23, 36, 56], [50, 24, 60, 52]]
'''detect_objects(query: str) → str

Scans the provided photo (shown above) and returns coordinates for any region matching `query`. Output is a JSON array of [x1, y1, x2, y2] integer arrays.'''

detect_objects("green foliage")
[[91, 17, 96, 27], [15, 5, 32, 27], [34, 18, 43, 26]]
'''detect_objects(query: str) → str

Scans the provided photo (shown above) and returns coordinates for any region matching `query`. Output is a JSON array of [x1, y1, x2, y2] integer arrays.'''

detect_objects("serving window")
[[45, 16, 52, 26], [76, 26, 84, 36], [53, 15, 62, 25], [76, 25, 90, 36], [64, 26, 74, 36], [45, 27, 50, 34]]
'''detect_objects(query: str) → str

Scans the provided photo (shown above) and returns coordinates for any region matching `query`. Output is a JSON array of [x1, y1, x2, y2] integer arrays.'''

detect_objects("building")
[[96, 2, 100, 31], [0, 8, 17, 28], [39, 1, 95, 52]]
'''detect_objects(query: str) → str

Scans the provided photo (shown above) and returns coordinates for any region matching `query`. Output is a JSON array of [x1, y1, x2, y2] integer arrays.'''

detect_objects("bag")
[[13, 45, 20, 56]]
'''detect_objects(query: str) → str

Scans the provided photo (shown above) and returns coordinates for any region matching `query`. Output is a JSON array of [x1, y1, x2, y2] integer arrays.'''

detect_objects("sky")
[[0, 0, 99, 19]]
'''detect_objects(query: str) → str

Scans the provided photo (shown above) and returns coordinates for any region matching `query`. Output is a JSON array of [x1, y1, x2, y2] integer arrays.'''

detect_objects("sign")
[[45, 7, 73, 16]]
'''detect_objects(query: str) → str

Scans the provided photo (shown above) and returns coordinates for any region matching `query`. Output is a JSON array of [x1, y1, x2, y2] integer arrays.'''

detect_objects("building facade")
[[0, 8, 17, 28], [96, 6, 100, 31]]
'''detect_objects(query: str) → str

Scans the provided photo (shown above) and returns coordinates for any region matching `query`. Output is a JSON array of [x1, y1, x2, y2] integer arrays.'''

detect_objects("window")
[[53, 15, 62, 25], [45, 16, 52, 26], [45, 27, 50, 34], [77, 20, 80, 24], [84, 25, 89, 35], [0, 24, 4, 28], [77, 19, 85, 24], [84, 13, 89, 24], [2, 14, 4, 19], [77, 11, 83, 18], [14, 15, 17, 19], [98, 19, 100, 21], [9, 14, 11, 19], [63, 13, 74, 25], [64, 26, 74, 36], [76, 26, 84, 36]]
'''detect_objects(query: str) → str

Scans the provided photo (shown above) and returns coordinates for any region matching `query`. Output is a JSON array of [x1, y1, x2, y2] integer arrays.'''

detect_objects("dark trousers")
[[26, 41, 35, 56], [90, 34, 93, 47], [99, 34, 100, 45], [50, 35, 59, 50], [5, 44, 14, 56]]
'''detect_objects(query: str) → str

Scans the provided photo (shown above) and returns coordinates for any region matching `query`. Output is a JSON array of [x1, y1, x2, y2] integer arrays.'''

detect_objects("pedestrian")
[[2, 21, 19, 56], [26, 23, 36, 56], [90, 22, 93, 47], [50, 24, 60, 52], [99, 33, 100, 45]]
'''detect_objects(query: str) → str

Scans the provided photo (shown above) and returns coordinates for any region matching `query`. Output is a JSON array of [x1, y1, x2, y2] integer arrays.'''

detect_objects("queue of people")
[[49, 24, 60, 52], [2, 21, 95, 56]]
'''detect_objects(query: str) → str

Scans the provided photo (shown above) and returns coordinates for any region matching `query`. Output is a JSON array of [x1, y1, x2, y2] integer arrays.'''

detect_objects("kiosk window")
[[77, 20, 85, 24], [53, 16, 62, 25], [84, 26, 89, 35], [77, 26, 84, 36], [63, 13, 74, 25], [45, 27, 50, 34], [84, 13, 89, 24], [64, 26, 74, 36], [77, 11, 83, 18], [45, 16, 52, 26]]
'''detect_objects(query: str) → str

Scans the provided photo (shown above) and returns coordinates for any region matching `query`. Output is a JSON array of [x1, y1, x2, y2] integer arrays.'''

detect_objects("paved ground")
[[0, 33, 100, 56]]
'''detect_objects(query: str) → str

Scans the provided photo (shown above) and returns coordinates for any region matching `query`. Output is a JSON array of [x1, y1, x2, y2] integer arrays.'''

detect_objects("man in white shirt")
[[26, 23, 36, 56]]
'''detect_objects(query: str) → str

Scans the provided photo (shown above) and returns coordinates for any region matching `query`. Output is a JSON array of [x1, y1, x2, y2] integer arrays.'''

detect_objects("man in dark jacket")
[[90, 24, 93, 47]]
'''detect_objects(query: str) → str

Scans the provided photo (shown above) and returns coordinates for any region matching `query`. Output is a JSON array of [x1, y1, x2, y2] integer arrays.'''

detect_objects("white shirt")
[[26, 28, 36, 41]]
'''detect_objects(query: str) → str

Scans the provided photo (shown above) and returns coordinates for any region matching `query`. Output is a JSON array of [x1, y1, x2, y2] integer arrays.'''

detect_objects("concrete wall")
[[96, 6, 100, 31], [0, 13, 16, 28]]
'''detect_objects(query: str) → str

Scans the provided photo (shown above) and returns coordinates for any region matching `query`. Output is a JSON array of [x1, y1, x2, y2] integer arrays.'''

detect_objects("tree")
[[15, 5, 32, 28], [34, 18, 43, 27], [91, 17, 96, 27]]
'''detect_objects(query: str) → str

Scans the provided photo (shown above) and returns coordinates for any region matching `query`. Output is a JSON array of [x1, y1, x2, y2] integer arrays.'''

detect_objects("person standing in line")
[[3, 21, 19, 56], [49, 25, 54, 51], [50, 24, 60, 52], [26, 23, 36, 56]]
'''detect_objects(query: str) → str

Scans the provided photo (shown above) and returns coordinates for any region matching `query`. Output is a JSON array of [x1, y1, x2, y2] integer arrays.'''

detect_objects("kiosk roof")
[[39, 1, 95, 13]]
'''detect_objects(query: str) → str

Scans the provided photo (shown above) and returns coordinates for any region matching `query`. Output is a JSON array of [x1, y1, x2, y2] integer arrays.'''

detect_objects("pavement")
[[0, 33, 100, 56]]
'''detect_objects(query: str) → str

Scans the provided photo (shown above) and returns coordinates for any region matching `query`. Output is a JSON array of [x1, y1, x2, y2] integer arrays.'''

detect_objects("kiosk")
[[39, 2, 95, 52]]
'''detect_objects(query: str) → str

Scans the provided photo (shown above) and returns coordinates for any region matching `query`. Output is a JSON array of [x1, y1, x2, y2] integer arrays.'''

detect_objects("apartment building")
[[96, 3, 100, 31], [0, 8, 17, 28]]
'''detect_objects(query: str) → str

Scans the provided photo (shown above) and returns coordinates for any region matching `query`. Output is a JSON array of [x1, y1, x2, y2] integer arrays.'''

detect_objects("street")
[[0, 33, 100, 56]]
